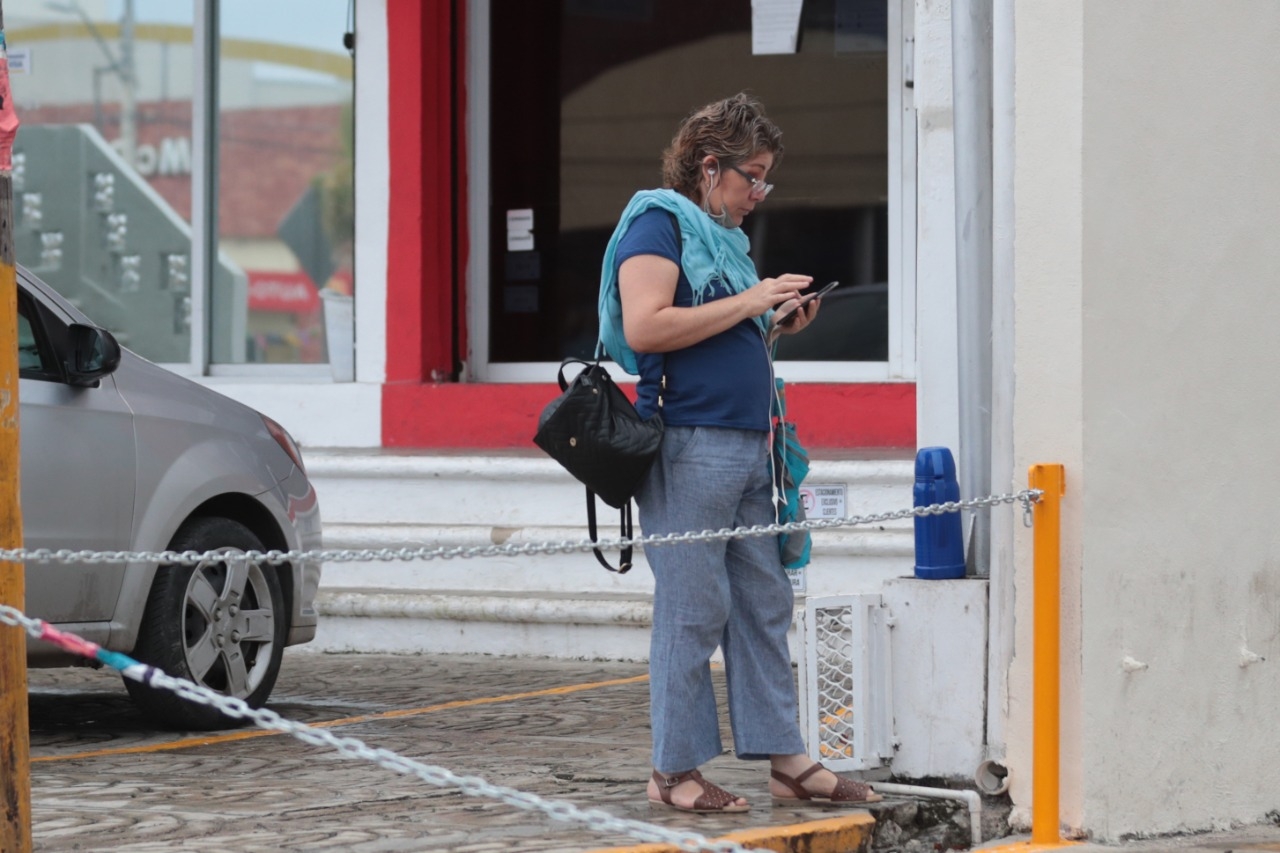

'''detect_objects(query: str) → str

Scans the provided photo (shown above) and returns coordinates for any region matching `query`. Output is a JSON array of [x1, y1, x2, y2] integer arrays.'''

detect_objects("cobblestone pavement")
[[34, 651, 1280, 852], [26, 650, 894, 852]]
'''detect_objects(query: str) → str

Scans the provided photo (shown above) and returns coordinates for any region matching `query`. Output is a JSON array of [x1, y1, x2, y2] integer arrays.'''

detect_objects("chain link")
[[0, 490, 1042, 568]]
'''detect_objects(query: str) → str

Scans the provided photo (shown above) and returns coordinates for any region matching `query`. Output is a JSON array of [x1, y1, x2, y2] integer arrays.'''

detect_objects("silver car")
[[16, 267, 322, 729]]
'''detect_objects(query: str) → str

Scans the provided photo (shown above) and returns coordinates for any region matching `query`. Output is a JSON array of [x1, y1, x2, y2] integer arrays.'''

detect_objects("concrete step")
[[304, 450, 919, 658], [306, 450, 917, 528], [312, 588, 657, 660]]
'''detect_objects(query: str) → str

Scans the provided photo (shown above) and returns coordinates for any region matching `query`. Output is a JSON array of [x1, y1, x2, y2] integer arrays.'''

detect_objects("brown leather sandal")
[[648, 769, 751, 814], [770, 763, 883, 805]]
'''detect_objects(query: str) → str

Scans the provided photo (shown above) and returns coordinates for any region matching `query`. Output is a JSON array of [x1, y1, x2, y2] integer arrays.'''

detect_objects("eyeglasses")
[[727, 164, 774, 200]]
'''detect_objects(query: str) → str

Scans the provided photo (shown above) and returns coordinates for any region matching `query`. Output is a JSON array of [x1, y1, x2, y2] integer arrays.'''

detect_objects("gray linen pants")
[[636, 425, 807, 774]]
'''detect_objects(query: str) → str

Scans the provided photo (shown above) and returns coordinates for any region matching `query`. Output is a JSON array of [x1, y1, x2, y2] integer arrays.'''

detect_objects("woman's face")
[[700, 150, 775, 228]]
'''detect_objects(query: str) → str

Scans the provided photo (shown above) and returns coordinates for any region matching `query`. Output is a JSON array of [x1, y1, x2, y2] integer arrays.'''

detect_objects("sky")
[[107, 0, 353, 55]]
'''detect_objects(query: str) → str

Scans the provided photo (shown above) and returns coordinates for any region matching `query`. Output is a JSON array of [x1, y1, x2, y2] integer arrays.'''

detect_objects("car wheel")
[[125, 517, 287, 730]]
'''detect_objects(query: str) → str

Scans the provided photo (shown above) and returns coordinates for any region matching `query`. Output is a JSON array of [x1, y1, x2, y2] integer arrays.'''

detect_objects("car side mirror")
[[66, 324, 122, 387]]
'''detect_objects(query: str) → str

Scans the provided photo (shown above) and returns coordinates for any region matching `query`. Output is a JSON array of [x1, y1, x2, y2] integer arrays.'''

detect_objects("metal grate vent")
[[797, 594, 895, 771]]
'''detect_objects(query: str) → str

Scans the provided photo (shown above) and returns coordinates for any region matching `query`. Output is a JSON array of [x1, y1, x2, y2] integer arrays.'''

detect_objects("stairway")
[[304, 449, 917, 661]]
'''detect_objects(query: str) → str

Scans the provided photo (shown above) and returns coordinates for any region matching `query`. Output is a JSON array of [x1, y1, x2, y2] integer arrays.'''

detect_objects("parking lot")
[[33, 646, 1280, 853], [26, 649, 887, 852]]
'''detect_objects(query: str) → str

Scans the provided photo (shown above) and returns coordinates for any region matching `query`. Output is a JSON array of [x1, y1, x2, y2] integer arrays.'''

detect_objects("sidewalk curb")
[[583, 812, 877, 853], [975, 839, 1081, 852]]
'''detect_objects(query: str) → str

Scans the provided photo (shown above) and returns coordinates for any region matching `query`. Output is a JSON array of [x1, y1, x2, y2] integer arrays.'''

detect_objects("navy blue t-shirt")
[[614, 208, 772, 432]]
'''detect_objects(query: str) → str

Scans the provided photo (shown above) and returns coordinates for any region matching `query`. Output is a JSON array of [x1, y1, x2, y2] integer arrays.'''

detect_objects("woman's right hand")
[[742, 274, 812, 317]]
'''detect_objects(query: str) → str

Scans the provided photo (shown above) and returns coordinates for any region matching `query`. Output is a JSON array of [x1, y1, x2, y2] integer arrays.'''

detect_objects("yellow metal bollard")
[[1029, 464, 1066, 845], [0, 3, 30, 850]]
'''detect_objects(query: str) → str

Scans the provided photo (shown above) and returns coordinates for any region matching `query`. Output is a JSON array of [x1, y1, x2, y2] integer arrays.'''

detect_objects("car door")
[[18, 279, 137, 624]]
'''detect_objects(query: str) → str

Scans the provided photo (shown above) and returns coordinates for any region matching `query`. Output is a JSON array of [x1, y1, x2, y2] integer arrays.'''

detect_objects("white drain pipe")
[[869, 782, 983, 848]]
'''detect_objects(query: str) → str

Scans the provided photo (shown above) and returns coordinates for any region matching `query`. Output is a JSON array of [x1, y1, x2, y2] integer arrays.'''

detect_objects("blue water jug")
[[913, 446, 966, 579]]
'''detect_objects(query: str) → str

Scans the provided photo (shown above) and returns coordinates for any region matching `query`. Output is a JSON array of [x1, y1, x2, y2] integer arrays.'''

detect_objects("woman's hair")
[[662, 92, 784, 199]]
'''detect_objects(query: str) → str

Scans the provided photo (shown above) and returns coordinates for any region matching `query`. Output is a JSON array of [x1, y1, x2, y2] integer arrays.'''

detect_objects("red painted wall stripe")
[[422, 0, 458, 379], [385, 0, 455, 385], [786, 383, 916, 448], [384, 0, 424, 384], [452, 0, 470, 368], [382, 383, 915, 449]]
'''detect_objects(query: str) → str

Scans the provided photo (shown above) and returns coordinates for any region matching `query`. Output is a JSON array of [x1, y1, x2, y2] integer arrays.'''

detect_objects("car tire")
[[124, 517, 287, 730]]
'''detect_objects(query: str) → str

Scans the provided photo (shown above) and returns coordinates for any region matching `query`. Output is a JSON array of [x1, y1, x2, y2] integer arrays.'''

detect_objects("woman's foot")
[[768, 754, 882, 805], [647, 768, 750, 813]]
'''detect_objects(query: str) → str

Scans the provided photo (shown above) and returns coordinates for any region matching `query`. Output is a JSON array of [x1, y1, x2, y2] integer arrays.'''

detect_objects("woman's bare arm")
[[619, 254, 811, 353]]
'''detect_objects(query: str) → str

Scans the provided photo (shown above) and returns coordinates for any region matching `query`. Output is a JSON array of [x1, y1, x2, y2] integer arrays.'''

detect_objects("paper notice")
[[799, 484, 847, 520], [506, 208, 534, 252], [786, 566, 805, 593], [751, 0, 803, 55]]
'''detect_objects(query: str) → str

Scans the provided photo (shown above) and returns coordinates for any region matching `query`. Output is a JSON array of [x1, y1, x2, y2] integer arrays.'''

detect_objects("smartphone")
[[775, 280, 839, 326]]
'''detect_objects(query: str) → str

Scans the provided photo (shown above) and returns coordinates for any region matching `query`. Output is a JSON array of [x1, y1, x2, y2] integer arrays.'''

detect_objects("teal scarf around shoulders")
[[597, 189, 769, 375]]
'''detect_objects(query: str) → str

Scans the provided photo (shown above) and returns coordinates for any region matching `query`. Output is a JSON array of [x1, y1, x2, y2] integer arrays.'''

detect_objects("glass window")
[[487, 0, 890, 366], [214, 0, 354, 367], [8, 0, 197, 365], [7, 0, 355, 375]]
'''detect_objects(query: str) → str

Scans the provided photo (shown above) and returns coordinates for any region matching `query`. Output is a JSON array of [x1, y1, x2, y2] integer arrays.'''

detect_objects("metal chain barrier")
[[0, 490, 1042, 568], [0, 601, 747, 853], [1, 489, 1042, 851]]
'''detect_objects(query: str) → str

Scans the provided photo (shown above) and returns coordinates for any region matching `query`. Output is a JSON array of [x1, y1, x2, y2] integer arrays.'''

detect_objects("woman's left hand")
[[772, 296, 821, 335]]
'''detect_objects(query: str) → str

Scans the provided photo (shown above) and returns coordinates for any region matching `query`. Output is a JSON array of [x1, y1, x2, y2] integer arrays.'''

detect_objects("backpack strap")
[[586, 487, 633, 574]]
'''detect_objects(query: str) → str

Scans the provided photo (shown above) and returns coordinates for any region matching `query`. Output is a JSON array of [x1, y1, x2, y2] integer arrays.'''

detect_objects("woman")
[[597, 93, 883, 813]]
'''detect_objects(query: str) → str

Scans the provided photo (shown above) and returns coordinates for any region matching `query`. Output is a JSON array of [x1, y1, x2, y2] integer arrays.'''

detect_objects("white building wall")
[[1007, 0, 1085, 835], [985, 0, 1018, 767], [1008, 1, 1280, 841], [882, 578, 989, 778], [352, 0, 389, 389], [1075, 2, 1280, 839], [913, 0, 960, 453]]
